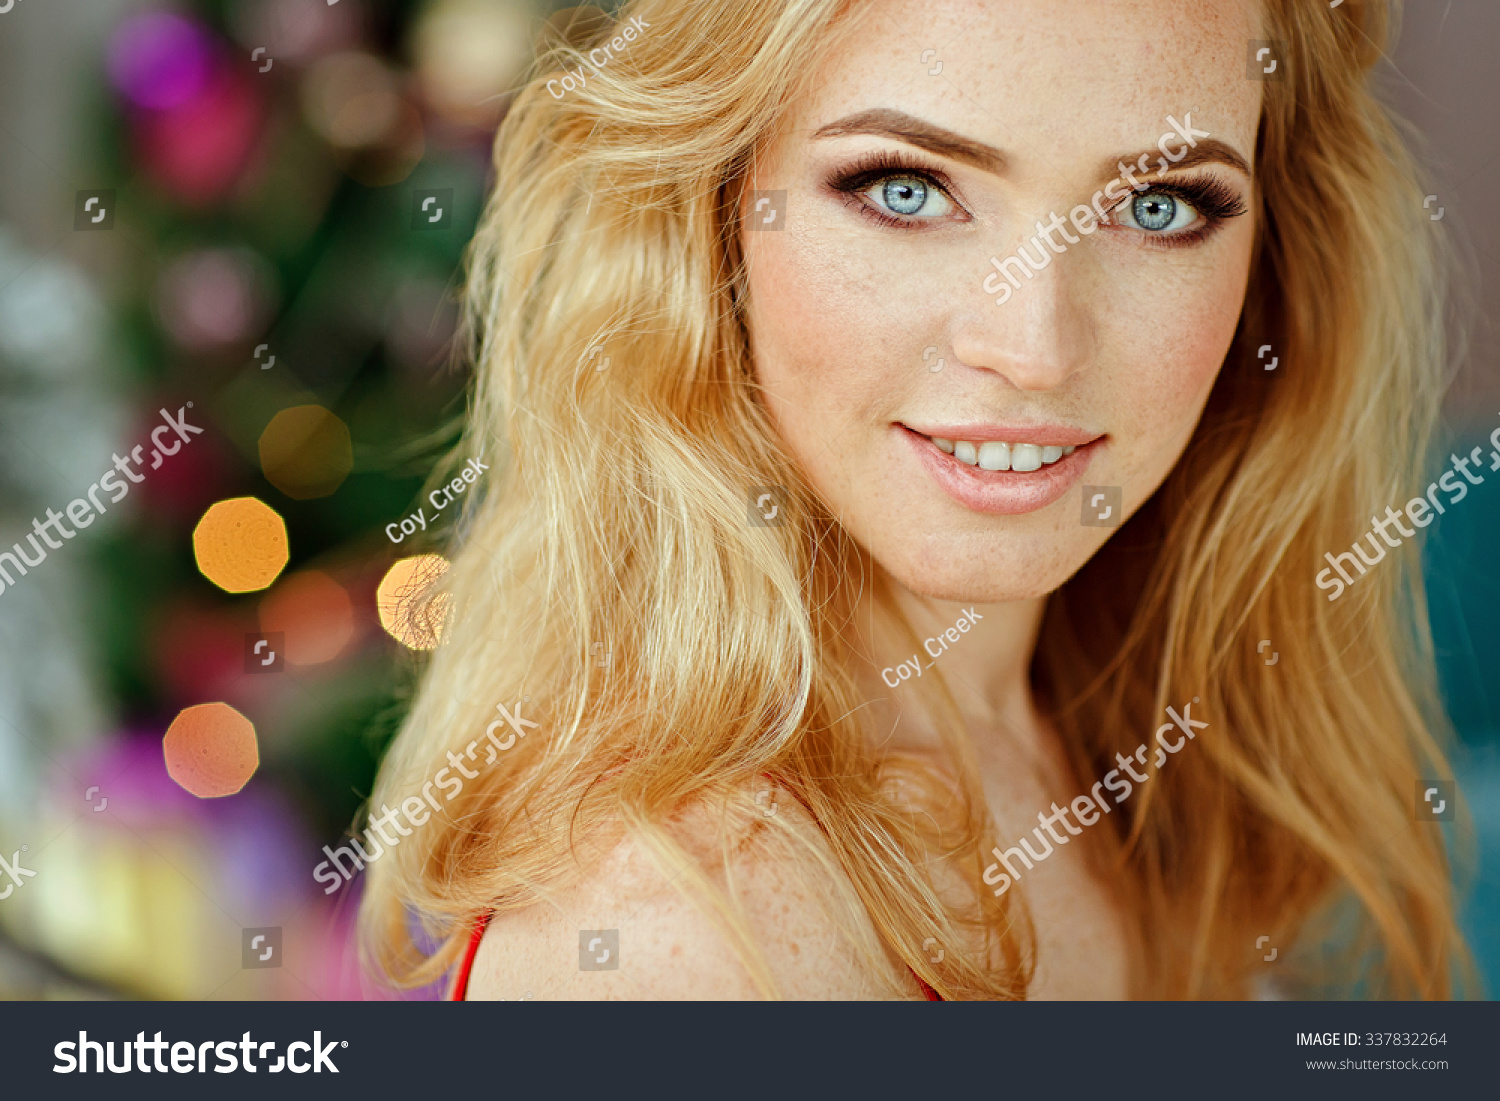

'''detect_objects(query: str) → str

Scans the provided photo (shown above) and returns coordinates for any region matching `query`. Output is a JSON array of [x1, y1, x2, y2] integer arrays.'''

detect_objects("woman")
[[361, 0, 1469, 1000]]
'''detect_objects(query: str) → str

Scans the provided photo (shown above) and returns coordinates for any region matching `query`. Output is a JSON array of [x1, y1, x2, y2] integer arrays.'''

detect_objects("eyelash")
[[1100, 175, 1248, 249], [825, 153, 1247, 247], [825, 150, 967, 230]]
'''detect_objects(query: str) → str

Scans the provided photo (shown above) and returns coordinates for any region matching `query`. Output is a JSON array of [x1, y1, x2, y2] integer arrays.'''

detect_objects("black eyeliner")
[[1103, 174, 1248, 248], [824, 150, 968, 229]]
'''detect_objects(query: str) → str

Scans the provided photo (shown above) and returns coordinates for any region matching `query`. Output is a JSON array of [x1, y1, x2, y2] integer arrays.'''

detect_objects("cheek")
[[744, 225, 923, 448], [1104, 253, 1249, 442]]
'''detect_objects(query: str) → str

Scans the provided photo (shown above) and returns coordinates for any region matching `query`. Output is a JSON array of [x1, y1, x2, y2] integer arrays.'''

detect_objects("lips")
[[897, 423, 1103, 516]]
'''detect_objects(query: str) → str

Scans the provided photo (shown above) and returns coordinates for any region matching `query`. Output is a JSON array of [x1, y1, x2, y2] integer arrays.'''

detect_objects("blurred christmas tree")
[[0, 0, 570, 997], [84, 0, 542, 840]]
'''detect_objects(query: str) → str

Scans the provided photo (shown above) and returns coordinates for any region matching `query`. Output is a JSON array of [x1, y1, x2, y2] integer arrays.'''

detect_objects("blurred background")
[[0, 0, 1495, 1000]]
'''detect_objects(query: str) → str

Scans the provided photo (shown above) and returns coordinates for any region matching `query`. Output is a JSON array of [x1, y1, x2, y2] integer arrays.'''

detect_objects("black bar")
[[0, 1000, 1489, 1098]]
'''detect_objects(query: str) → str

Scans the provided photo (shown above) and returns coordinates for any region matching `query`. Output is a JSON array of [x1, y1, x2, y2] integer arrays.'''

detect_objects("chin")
[[868, 534, 1090, 605]]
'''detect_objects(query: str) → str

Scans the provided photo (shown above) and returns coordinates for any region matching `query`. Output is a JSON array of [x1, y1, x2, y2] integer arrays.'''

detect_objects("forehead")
[[790, 0, 1262, 179]]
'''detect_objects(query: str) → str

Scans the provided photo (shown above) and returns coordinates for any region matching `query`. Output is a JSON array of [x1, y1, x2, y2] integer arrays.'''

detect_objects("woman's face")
[[743, 0, 1261, 602]]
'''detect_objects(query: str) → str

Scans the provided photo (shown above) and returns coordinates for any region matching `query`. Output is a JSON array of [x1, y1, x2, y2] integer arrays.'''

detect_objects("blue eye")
[[883, 177, 927, 215], [1117, 190, 1199, 233], [863, 174, 954, 219], [1134, 194, 1175, 230]]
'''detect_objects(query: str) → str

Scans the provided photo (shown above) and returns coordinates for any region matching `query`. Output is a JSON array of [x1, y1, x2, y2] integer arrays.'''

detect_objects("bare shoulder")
[[465, 786, 907, 1000]]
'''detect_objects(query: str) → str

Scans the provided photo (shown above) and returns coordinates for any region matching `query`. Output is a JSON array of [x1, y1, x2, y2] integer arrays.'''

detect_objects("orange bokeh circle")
[[163, 702, 260, 799], [258, 569, 355, 665], [258, 405, 354, 500], [192, 497, 290, 593], [376, 554, 450, 650]]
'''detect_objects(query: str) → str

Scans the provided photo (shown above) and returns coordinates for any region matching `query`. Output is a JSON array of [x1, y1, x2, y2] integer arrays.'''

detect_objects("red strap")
[[450, 911, 491, 1001]]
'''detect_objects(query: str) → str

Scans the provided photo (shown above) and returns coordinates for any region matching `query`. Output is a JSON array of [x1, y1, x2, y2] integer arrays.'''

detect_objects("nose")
[[950, 224, 1097, 391]]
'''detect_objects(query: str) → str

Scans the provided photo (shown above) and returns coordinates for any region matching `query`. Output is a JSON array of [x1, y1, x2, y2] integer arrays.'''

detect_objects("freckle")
[[671, 944, 682, 957], [789, 942, 800, 956]]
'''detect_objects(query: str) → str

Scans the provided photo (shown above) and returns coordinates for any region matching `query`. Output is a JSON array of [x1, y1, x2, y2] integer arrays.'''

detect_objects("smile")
[[897, 423, 1104, 516], [930, 438, 1075, 471]]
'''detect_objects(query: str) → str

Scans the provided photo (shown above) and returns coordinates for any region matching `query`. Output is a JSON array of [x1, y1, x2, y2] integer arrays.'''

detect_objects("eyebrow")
[[812, 108, 1007, 175], [812, 108, 1252, 182], [1104, 138, 1252, 180]]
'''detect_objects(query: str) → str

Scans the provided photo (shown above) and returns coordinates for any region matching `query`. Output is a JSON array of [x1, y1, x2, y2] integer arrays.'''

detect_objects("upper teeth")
[[932, 438, 1075, 471]]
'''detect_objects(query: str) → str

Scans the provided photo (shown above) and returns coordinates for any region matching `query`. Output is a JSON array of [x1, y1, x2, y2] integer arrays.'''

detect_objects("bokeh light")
[[156, 247, 277, 351], [376, 555, 451, 651], [227, 0, 362, 66], [135, 68, 265, 207], [0, 250, 106, 374], [107, 12, 266, 206], [258, 569, 355, 666], [302, 51, 402, 149], [300, 51, 425, 185], [412, 0, 534, 126], [257, 404, 354, 500], [193, 497, 290, 594], [106, 12, 215, 111], [163, 702, 260, 798]]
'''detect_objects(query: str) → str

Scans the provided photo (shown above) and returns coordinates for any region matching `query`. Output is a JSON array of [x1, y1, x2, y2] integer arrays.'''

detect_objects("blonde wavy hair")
[[360, 0, 1471, 999]]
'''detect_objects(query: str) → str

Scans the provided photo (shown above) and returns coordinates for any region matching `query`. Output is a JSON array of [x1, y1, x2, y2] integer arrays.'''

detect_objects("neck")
[[848, 571, 1048, 756]]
